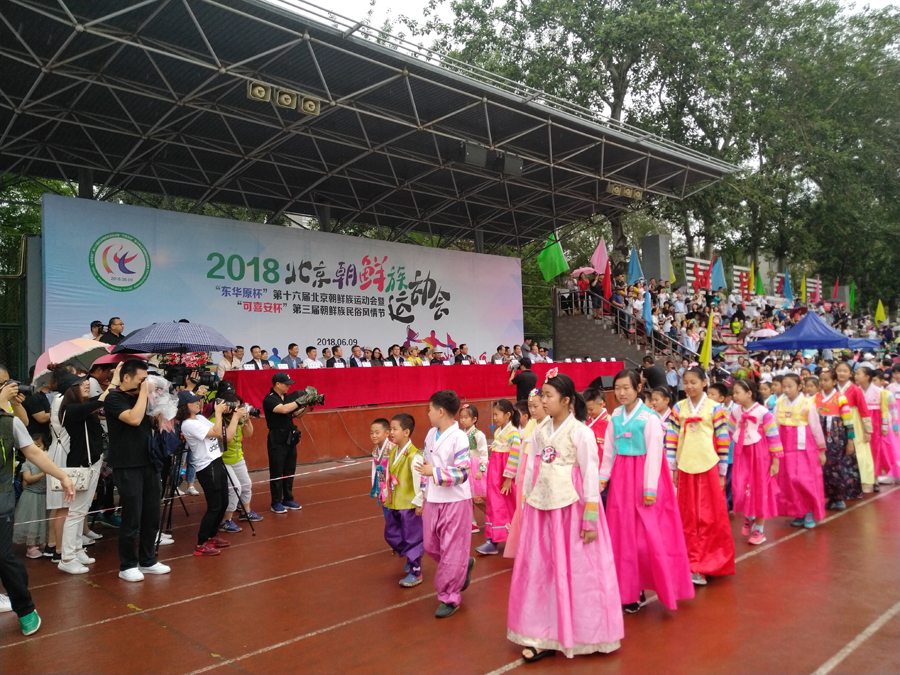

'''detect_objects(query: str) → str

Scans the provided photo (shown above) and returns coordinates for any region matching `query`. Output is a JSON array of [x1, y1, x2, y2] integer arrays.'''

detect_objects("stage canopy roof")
[[0, 0, 737, 250]]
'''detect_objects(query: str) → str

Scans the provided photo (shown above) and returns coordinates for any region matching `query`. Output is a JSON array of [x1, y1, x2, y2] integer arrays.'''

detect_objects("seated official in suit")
[[245, 345, 267, 370], [326, 346, 347, 368], [348, 345, 368, 367], [281, 343, 303, 369]]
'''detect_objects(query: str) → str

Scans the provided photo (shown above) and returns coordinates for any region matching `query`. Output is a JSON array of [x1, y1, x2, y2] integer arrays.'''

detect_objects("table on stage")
[[224, 361, 623, 409]]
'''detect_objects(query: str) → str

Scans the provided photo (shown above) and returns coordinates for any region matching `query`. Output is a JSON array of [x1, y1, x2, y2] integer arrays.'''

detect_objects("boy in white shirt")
[[415, 390, 476, 618]]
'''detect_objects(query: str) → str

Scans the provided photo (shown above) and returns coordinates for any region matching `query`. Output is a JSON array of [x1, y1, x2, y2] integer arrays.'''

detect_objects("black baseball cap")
[[177, 390, 203, 407], [56, 373, 88, 395], [272, 372, 294, 385]]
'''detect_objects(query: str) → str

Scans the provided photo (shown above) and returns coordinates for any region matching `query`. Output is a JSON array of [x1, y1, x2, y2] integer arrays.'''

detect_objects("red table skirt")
[[224, 361, 623, 409]]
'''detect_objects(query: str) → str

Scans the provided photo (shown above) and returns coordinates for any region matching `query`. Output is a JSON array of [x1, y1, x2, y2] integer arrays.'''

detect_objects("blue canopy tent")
[[849, 339, 881, 351], [747, 312, 866, 351]]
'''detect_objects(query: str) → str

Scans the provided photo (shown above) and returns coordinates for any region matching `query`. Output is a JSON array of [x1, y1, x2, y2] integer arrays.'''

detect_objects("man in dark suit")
[[348, 345, 368, 367], [386, 344, 404, 367], [326, 346, 347, 368], [245, 345, 267, 370], [454, 343, 474, 364]]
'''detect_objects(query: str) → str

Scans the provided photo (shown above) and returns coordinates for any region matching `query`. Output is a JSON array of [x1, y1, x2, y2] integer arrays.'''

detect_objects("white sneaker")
[[81, 535, 96, 547], [160, 532, 174, 540], [877, 475, 898, 485], [139, 562, 171, 575], [157, 537, 174, 546], [84, 530, 103, 540], [76, 550, 96, 565], [0, 594, 11, 613], [58, 559, 89, 575], [119, 568, 145, 583], [185, 486, 200, 496]]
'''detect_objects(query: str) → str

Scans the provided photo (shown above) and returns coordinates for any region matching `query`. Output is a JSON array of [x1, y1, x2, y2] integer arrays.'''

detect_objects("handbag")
[[48, 417, 94, 492]]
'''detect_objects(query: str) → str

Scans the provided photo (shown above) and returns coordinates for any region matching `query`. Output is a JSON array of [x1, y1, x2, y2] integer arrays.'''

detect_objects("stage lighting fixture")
[[247, 80, 271, 102], [605, 182, 643, 200]]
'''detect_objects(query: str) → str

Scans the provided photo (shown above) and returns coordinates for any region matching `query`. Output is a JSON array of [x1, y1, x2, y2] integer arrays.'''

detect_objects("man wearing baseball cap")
[[262, 372, 309, 514]]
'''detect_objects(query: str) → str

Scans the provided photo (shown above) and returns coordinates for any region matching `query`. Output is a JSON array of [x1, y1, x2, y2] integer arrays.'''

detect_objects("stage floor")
[[2, 463, 898, 675]]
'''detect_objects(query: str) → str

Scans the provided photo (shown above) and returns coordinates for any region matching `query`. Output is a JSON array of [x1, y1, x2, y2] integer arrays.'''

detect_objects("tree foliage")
[[401, 0, 900, 314]]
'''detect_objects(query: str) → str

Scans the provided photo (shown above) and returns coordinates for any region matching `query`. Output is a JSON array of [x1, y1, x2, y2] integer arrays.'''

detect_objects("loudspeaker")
[[275, 90, 298, 108], [299, 96, 321, 115], [623, 186, 634, 198], [606, 182, 623, 196], [459, 142, 487, 167], [633, 188, 643, 199], [247, 81, 271, 103], [492, 152, 523, 177]]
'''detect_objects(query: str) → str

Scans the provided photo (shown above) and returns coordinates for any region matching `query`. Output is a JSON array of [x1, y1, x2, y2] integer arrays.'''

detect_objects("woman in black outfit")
[[58, 373, 109, 575]]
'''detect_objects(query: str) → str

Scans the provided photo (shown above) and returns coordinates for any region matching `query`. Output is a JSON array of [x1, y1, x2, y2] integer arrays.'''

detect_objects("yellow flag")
[[749, 262, 755, 295], [801, 275, 807, 303], [875, 300, 886, 324], [669, 261, 676, 285], [699, 311, 715, 370]]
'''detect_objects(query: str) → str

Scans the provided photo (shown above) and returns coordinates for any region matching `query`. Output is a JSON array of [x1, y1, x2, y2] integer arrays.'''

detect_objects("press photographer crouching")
[[176, 392, 244, 557], [262, 372, 310, 514], [209, 391, 264, 532]]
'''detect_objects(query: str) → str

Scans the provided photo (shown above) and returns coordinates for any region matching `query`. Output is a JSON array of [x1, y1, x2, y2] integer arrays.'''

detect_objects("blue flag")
[[642, 287, 653, 330], [783, 269, 793, 300], [710, 258, 728, 291], [627, 246, 644, 285]]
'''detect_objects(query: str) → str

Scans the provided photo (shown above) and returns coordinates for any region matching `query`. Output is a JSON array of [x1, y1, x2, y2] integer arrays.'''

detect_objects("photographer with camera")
[[104, 359, 171, 582], [177, 392, 244, 556], [262, 372, 309, 514], [508, 357, 537, 401], [209, 392, 264, 532]]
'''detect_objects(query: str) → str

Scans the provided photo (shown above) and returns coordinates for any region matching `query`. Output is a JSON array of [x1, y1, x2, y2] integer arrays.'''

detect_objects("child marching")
[[414, 391, 476, 618], [458, 404, 488, 534], [729, 380, 783, 545], [507, 371, 623, 661], [775, 374, 827, 528], [601, 371, 693, 613], [476, 400, 521, 555], [383, 414, 425, 588], [665, 367, 735, 586], [815, 369, 861, 510], [505, 389, 548, 559], [370, 418, 395, 520], [834, 362, 875, 492]]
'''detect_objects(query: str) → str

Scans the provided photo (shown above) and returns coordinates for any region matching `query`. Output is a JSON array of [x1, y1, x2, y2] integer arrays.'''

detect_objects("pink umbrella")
[[751, 328, 778, 338], [32, 339, 111, 387], [570, 266, 598, 277]]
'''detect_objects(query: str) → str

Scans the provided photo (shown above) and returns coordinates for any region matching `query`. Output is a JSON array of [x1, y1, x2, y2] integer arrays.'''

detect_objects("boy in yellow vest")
[[384, 413, 425, 587]]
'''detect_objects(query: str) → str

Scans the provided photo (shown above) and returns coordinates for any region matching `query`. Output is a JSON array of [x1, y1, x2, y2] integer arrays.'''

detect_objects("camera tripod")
[[158, 443, 190, 550]]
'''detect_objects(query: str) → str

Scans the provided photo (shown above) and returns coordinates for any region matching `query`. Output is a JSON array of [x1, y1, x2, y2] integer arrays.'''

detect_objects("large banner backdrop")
[[42, 195, 523, 359]]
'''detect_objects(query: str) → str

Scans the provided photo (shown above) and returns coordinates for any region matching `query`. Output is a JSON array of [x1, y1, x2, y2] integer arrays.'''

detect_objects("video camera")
[[161, 364, 216, 390], [1, 381, 33, 397], [214, 398, 261, 418], [289, 385, 325, 409]]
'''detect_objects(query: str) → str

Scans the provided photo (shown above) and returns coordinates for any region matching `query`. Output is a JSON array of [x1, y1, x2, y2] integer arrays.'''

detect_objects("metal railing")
[[554, 288, 702, 364]]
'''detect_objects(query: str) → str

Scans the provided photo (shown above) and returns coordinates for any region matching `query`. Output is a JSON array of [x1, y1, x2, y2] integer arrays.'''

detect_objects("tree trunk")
[[609, 212, 628, 278]]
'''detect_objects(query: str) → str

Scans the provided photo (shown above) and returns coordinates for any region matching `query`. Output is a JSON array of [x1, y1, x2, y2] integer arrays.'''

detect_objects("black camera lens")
[[12, 382, 34, 397]]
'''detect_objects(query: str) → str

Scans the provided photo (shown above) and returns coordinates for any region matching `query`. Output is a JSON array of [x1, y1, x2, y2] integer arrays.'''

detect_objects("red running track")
[[1, 464, 897, 675]]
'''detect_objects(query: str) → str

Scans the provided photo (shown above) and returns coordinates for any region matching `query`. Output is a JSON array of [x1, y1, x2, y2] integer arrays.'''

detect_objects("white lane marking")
[[812, 602, 900, 675]]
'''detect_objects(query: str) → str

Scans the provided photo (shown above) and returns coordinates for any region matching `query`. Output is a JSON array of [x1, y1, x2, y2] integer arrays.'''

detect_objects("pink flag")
[[590, 237, 609, 276]]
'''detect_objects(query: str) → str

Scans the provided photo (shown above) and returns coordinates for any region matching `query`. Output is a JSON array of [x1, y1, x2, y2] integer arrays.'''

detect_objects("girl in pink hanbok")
[[858, 368, 900, 485], [459, 404, 488, 534], [507, 371, 623, 662], [776, 374, 827, 528], [601, 370, 694, 614], [476, 400, 521, 555], [505, 390, 547, 559], [729, 380, 783, 545]]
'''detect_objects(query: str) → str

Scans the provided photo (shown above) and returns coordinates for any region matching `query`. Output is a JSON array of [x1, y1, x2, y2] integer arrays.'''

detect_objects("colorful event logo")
[[89, 232, 150, 292]]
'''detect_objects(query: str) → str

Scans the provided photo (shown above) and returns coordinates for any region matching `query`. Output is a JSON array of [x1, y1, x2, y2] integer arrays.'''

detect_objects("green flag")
[[755, 270, 766, 295], [537, 233, 569, 281], [849, 282, 855, 311]]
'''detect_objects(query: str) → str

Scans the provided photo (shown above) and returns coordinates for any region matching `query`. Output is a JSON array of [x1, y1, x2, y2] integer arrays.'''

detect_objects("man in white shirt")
[[216, 350, 242, 379], [527, 344, 544, 363], [244, 346, 267, 370], [302, 346, 323, 369], [81, 321, 104, 341]]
